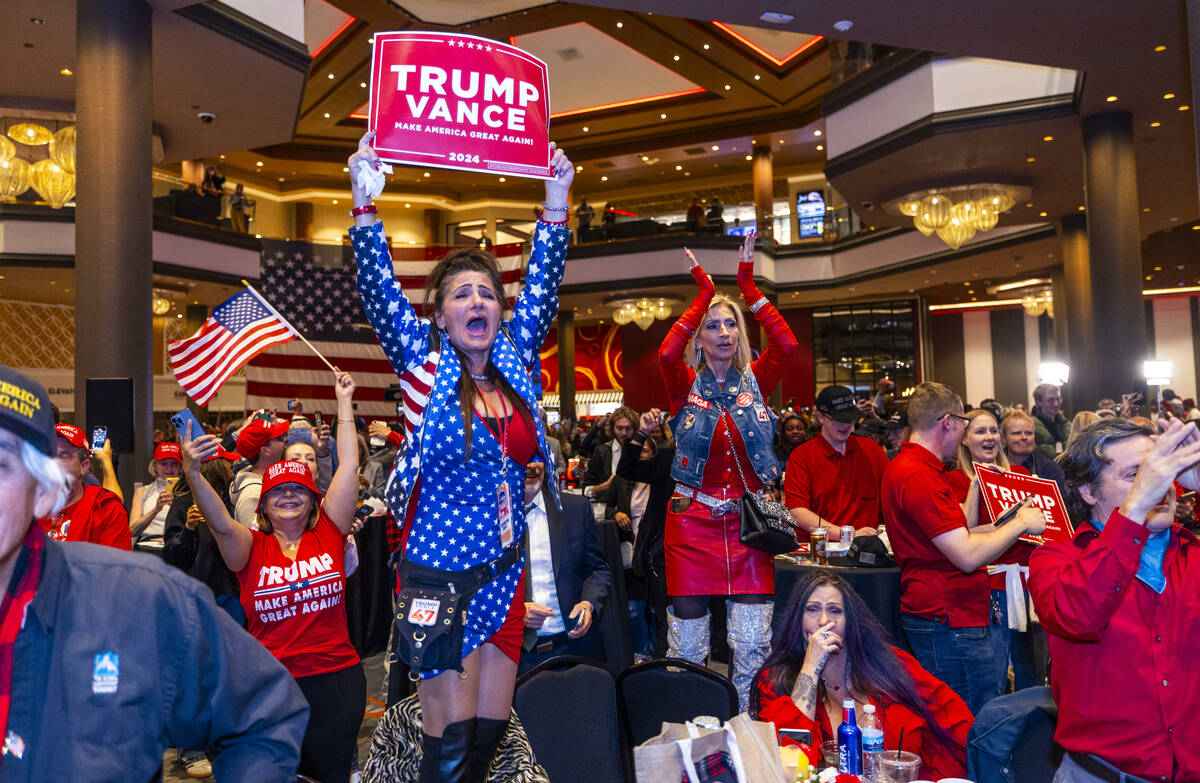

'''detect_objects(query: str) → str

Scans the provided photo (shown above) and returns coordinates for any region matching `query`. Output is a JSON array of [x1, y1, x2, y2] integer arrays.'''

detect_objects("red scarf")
[[0, 526, 45, 770]]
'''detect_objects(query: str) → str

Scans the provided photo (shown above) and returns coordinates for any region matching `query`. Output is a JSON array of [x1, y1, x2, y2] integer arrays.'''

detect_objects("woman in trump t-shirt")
[[183, 370, 363, 783]]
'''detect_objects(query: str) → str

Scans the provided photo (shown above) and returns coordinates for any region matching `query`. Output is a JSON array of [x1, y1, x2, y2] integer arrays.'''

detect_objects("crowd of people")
[[3, 128, 1197, 783]]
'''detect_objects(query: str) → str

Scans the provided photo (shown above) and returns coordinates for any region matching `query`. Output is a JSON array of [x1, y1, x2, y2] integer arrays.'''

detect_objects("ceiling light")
[[323, 112, 330, 118], [498, 177, 506, 182], [8, 123, 53, 145], [660, 113, 667, 119], [278, 177, 285, 182], [616, 21, 623, 28], [673, 55, 680, 61], [1155, 45, 1167, 52], [834, 20, 854, 32], [641, 155, 649, 161], [1042, 135, 1054, 142], [575, 165, 582, 171], [1180, 105, 1191, 111], [255, 161, 263, 166], [582, 126, 588, 132], [332, 199, 338, 205], [753, 74, 761, 80], [1077, 205, 1085, 211], [423, 172, 430, 177], [724, 84, 731, 90], [760, 11, 795, 23], [816, 145, 824, 151], [745, 155, 752, 160], [814, 130, 822, 136], [1164, 92, 1176, 99], [220, 154, 225, 159], [1150, 121, 1161, 127], [404, 203, 411, 207], [675, 165, 682, 170], [990, 277, 1051, 294], [601, 175, 608, 181], [711, 145, 719, 151], [703, 43, 710, 50], [1026, 156, 1036, 162], [1106, 95, 1118, 102], [1025, 202, 1033, 208], [342, 166, 349, 172], [1039, 211, 1047, 216], [1154, 266, 1163, 271], [360, 82, 367, 88], [60, 68, 72, 76], [327, 73, 335, 79]]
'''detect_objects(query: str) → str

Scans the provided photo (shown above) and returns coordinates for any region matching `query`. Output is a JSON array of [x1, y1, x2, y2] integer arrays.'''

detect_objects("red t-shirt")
[[238, 510, 360, 678], [39, 485, 131, 550], [785, 433, 889, 529], [947, 465, 1037, 590], [882, 442, 989, 626]]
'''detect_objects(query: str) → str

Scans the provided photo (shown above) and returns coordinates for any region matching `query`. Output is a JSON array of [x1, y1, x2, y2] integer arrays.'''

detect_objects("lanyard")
[[473, 383, 511, 470]]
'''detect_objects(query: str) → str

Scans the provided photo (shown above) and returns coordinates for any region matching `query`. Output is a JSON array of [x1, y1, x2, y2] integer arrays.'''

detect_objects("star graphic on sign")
[[486, 45, 493, 52]]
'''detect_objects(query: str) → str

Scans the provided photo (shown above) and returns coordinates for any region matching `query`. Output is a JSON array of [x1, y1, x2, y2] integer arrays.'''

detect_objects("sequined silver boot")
[[666, 607, 710, 665], [728, 601, 773, 714]]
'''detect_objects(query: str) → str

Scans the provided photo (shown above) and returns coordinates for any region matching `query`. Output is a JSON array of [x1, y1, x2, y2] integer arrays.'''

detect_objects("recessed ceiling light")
[[582, 126, 588, 132], [323, 112, 330, 118], [1077, 205, 1086, 211], [498, 177, 506, 182], [1026, 156, 1036, 162], [711, 145, 719, 151], [332, 199, 338, 205], [575, 165, 582, 171], [1146, 275, 1153, 280], [1154, 266, 1163, 271], [641, 155, 649, 161], [1039, 211, 1047, 217], [278, 177, 285, 182], [360, 82, 367, 88], [675, 165, 682, 170], [724, 84, 731, 90], [1193, 225, 1200, 230], [256, 161, 263, 166], [60, 68, 72, 76], [616, 21, 623, 28], [1042, 135, 1054, 142], [404, 203, 411, 207], [814, 130, 822, 136], [1164, 92, 1176, 100], [327, 73, 335, 79], [1155, 45, 1167, 52], [816, 145, 823, 151], [423, 172, 430, 177], [1025, 202, 1033, 208], [1150, 121, 1161, 127], [342, 166, 349, 172], [760, 11, 795, 23], [833, 20, 854, 32], [1181, 105, 1192, 111], [753, 74, 761, 80], [601, 175, 608, 181], [1106, 95, 1118, 102], [684, 172, 690, 176], [745, 155, 752, 160], [660, 113, 667, 119], [220, 154, 226, 159], [673, 55, 680, 61], [1144, 207, 1151, 212], [703, 43, 710, 50]]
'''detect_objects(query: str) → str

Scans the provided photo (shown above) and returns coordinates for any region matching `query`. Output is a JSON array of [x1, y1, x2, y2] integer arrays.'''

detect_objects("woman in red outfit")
[[950, 409, 1047, 693], [752, 570, 971, 779], [658, 232, 798, 711], [183, 370, 365, 783]]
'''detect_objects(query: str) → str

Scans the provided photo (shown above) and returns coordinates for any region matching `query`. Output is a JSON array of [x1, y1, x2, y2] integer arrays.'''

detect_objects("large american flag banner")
[[169, 289, 297, 405], [245, 237, 526, 419]]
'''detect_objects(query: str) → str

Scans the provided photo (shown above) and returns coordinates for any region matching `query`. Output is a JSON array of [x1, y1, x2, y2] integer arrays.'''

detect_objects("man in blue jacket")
[[0, 364, 308, 781]]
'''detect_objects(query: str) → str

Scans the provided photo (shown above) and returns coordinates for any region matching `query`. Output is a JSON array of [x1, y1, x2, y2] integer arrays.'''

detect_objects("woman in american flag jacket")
[[347, 132, 573, 783]]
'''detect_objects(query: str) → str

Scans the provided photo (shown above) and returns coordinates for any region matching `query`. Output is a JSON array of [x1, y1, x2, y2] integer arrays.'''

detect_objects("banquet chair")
[[615, 658, 738, 747], [966, 686, 1061, 783], [514, 655, 629, 783]]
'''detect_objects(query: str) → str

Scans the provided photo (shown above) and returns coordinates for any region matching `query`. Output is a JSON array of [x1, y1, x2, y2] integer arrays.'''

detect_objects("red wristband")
[[540, 217, 569, 225], [350, 204, 377, 217]]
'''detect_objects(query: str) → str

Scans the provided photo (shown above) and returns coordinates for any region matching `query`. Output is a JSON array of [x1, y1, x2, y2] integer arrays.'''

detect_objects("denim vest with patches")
[[669, 364, 781, 489]]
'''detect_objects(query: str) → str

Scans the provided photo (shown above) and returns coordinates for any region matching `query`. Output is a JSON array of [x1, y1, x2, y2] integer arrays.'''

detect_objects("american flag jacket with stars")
[[350, 219, 569, 555]]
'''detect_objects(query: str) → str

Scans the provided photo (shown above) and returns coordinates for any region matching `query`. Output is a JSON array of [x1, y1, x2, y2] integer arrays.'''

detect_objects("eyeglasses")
[[941, 412, 970, 424]]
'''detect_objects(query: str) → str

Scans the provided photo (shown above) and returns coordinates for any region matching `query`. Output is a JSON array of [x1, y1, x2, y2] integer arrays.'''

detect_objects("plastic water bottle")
[[837, 699, 863, 775], [859, 703, 884, 781]]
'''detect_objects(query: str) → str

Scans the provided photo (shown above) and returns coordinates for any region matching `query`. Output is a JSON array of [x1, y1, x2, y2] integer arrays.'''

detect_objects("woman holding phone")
[[181, 369, 365, 783], [129, 441, 183, 550], [348, 131, 573, 782]]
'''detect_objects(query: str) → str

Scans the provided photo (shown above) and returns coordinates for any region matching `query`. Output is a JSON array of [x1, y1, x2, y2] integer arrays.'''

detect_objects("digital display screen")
[[797, 191, 826, 238]]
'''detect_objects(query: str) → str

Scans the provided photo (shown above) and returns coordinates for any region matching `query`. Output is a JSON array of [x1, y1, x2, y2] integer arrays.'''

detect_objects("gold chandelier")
[[890, 184, 1030, 250], [1022, 289, 1053, 318], [610, 296, 681, 330], [0, 158, 31, 202], [1, 119, 76, 208]]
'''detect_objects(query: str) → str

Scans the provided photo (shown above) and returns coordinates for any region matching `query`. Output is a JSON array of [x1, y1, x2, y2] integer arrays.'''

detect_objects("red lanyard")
[[473, 383, 511, 462]]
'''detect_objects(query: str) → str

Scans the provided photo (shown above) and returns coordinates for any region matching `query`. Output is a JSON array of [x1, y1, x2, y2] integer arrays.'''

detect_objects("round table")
[[773, 557, 907, 652]]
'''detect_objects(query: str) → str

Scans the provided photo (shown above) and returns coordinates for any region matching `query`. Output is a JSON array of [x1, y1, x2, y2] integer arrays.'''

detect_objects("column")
[[294, 201, 314, 243], [75, 0, 153, 498], [1082, 111, 1149, 399], [1058, 216, 1093, 413], [423, 208, 441, 246], [752, 145, 774, 243], [557, 310, 576, 424]]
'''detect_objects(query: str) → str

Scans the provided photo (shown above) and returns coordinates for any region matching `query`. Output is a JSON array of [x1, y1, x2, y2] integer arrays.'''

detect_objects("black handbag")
[[393, 577, 473, 681], [727, 418, 798, 555]]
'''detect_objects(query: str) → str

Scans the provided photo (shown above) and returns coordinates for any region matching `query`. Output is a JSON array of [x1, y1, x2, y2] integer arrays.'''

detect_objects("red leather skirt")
[[664, 494, 775, 597]]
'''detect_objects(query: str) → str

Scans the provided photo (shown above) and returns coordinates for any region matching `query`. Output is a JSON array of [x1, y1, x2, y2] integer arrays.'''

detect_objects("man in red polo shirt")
[[785, 385, 889, 541], [1030, 417, 1200, 783], [882, 382, 1044, 714], [39, 423, 130, 550]]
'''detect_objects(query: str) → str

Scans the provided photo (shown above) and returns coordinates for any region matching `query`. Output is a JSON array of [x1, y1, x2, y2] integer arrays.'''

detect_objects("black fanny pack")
[[391, 542, 523, 681]]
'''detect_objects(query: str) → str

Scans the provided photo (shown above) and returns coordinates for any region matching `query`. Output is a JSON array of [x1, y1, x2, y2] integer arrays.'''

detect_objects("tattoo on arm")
[[791, 672, 819, 716]]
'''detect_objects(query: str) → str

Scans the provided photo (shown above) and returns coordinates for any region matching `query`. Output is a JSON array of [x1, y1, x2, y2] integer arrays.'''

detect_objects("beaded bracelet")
[[540, 201, 569, 213]]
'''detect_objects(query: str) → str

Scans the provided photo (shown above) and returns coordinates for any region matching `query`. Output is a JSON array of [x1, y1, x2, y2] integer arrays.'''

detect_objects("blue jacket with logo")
[[3, 532, 308, 782]]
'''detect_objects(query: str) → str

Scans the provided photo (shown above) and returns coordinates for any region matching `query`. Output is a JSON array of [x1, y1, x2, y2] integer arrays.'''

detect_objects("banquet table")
[[773, 556, 908, 652]]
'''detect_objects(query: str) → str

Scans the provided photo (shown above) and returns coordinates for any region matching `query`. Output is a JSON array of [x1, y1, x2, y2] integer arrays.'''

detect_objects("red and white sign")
[[974, 463, 1075, 545], [368, 31, 552, 179]]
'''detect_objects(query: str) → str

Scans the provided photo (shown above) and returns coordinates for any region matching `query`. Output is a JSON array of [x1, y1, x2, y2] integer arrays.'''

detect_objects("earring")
[[695, 345, 703, 366]]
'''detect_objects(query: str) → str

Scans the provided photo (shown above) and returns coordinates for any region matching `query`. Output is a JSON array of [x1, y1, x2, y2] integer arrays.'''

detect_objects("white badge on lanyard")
[[497, 477, 514, 548]]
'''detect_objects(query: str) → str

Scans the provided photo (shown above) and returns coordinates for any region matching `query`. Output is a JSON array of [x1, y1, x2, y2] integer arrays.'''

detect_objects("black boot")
[[468, 717, 509, 782], [419, 719, 476, 783]]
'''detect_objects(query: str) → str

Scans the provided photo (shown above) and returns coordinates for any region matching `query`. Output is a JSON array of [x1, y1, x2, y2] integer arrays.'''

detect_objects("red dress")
[[756, 648, 973, 779], [659, 265, 798, 596]]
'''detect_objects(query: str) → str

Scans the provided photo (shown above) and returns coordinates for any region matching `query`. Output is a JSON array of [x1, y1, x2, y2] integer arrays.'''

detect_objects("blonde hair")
[[956, 409, 1010, 477], [686, 294, 753, 375]]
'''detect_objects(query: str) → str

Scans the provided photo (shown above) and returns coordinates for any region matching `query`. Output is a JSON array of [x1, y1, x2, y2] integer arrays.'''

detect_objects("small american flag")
[[168, 289, 297, 405]]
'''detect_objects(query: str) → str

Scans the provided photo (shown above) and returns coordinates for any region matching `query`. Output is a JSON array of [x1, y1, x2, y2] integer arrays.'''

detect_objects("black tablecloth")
[[773, 559, 907, 652]]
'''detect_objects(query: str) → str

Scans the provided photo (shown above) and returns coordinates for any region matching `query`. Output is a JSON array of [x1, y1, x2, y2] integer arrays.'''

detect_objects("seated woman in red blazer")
[[751, 570, 972, 780]]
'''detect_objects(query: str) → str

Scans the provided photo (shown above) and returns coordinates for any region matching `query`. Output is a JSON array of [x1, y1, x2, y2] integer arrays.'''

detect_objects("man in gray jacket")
[[0, 365, 308, 781]]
